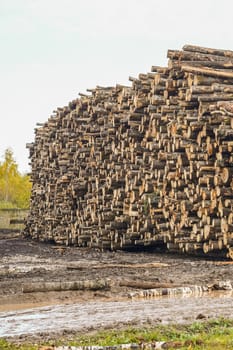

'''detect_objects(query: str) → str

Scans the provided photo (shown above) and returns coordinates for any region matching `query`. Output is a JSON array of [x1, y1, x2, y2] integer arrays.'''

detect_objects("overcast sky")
[[1, 0, 233, 173]]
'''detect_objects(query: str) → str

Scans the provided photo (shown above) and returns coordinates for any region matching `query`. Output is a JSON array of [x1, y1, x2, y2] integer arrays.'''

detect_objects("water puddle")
[[1, 290, 233, 338], [0, 301, 55, 313]]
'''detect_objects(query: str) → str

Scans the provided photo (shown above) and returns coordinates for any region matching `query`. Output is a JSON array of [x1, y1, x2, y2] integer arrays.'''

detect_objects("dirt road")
[[1, 236, 233, 342]]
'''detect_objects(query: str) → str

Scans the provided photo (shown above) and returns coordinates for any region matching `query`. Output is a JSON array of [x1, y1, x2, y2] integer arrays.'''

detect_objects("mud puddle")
[[1, 291, 233, 338]]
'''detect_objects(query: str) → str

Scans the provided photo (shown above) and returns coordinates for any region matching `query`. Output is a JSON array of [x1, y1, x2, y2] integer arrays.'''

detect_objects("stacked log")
[[24, 44, 233, 259]]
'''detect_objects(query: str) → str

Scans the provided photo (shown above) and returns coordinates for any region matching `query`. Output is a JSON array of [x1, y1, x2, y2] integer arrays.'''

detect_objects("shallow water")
[[1, 291, 233, 338]]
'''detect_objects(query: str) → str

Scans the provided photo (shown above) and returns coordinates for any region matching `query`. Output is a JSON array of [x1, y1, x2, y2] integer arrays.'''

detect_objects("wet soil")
[[0, 235, 233, 342]]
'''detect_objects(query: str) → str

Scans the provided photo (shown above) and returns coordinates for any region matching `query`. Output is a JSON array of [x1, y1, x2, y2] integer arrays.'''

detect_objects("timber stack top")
[[25, 44, 233, 259]]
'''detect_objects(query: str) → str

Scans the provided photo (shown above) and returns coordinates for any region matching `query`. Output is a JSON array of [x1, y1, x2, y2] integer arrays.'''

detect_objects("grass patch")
[[0, 339, 37, 350], [0, 201, 17, 209], [68, 320, 233, 349], [1, 318, 233, 349]]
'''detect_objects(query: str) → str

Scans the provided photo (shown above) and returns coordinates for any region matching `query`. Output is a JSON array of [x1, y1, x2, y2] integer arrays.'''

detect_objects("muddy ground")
[[1, 233, 233, 343]]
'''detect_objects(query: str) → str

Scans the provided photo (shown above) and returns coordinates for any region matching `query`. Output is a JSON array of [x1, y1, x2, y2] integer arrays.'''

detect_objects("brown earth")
[[1, 233, 233, 343]]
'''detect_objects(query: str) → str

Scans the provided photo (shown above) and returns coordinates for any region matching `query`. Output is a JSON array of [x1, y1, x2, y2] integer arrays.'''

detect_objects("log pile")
[[24, 44, 233, 259]]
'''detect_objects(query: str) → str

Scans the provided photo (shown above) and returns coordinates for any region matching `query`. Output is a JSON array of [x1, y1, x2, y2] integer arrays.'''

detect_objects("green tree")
[[0, 148, 31, 208]]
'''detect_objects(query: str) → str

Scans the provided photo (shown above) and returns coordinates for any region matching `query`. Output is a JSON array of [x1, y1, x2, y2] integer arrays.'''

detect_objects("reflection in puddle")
[[129, 283, 233, 299]]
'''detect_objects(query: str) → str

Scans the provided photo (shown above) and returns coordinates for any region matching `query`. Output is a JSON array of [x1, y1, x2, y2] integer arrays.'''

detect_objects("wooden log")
[[119, 280, 179, 289], [182, 65, 233, 79], [212, 82, 233, 93], [168, 49, 233, 62], [198, 93, 233, 102], [171, 59, 233, 70], [221, 168, 233, 185], [183, 44, 233, 58], [22, 279, 111, 293]]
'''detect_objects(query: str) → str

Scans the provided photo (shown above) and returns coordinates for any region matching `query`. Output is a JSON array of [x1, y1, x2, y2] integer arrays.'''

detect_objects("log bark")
[[119, 280, 179, 289], [182, 65, 233, 79], [182, 44, 233, 58], [22, 279, 111, 293]]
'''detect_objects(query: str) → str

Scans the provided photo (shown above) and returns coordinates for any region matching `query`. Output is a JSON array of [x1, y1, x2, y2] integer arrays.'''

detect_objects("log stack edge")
[[24, 44, 233, 259]]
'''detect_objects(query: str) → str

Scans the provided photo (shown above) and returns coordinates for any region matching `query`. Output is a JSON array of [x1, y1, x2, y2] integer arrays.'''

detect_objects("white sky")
[[1, 0, 233, 173]]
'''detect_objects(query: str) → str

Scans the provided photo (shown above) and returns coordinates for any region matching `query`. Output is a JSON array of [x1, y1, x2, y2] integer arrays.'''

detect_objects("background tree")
[[0, 148, 31, 208]]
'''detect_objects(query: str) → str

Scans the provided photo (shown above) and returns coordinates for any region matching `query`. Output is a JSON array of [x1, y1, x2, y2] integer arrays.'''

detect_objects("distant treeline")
[[0, 148, 31, 209]]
